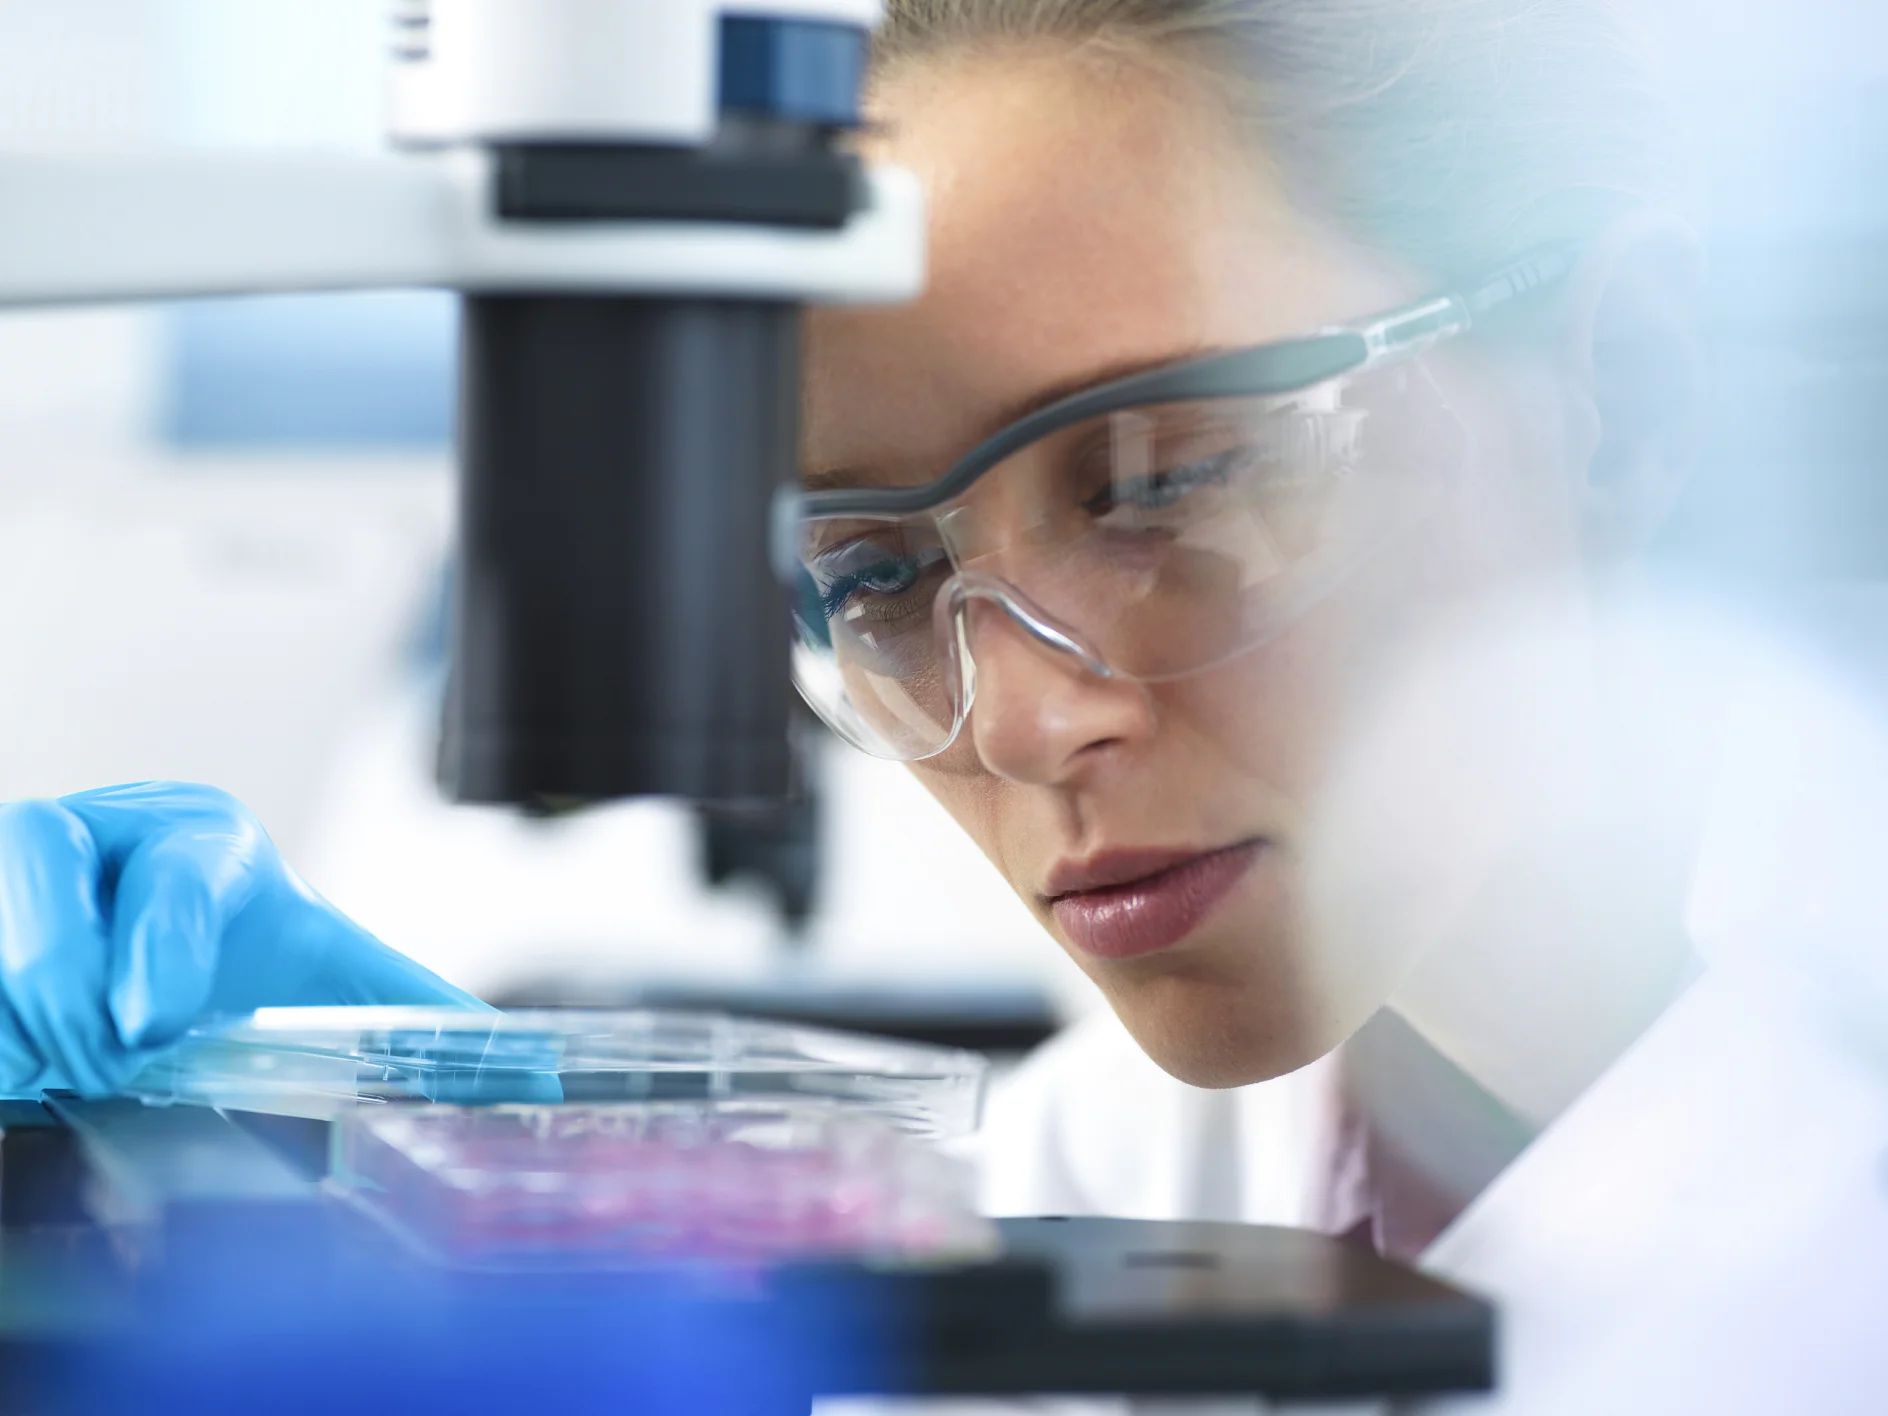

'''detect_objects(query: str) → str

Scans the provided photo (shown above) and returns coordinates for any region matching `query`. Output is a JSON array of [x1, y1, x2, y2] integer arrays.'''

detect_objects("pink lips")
[[1046, 842, 1266, 961]]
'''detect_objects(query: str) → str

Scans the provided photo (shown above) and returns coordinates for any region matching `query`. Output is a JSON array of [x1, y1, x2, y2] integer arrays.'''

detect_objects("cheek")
[[903, 758, 1032, 893], [1159, 549, 1433, 812], [1163, 389, 1583, 807], [1158, 634, 1341, 809]]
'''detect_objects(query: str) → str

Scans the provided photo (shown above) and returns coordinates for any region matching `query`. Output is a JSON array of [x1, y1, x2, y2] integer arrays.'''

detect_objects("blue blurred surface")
[[162, 291, 456, 449]]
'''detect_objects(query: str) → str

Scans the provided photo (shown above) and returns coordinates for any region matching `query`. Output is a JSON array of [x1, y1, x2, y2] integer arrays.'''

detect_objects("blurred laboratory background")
[[0, 0, 1882, 1054]]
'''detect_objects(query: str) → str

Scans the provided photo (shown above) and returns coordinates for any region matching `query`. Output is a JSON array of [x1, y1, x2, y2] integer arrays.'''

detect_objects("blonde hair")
[[874, 0, 1682, 283]]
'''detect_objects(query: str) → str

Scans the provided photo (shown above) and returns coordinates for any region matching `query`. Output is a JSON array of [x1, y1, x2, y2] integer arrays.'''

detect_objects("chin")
[[1101, 956, 1360, 1089]]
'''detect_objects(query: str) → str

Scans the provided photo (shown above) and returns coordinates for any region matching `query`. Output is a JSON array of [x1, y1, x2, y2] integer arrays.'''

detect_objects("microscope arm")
[[0, 149, 921, 309]]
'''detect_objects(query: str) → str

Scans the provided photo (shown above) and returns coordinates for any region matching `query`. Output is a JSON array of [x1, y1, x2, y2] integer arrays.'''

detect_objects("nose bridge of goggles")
[[934, 571, 1119, 706]]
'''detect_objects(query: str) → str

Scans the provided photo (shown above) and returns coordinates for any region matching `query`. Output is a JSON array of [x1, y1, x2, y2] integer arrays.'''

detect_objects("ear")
[[1555, 212, 1706, 561]]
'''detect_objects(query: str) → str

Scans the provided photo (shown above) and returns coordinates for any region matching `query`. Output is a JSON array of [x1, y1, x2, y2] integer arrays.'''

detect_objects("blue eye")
[[802, 537, 950, 631], [1085, 449, 1245, 518], [819, 554, 934, 619]]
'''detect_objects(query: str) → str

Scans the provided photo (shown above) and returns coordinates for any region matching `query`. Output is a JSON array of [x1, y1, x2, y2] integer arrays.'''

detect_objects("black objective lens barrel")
[[443, 295, 799, 804]]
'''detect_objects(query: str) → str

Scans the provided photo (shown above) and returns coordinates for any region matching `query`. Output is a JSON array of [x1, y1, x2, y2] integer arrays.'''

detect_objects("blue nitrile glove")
[[0, 781, 486, 1099]]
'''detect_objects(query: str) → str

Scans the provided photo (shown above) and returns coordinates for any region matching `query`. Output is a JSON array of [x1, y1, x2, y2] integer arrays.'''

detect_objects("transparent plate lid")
[[124, 1008, 988, 1138]]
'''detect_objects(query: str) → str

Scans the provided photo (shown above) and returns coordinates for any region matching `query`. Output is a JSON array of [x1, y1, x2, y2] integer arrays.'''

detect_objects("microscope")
[[1, 0, 920, 808]]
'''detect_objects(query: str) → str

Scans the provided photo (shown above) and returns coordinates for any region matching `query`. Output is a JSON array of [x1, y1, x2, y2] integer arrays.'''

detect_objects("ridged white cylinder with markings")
[[386, 0, 885, 148]]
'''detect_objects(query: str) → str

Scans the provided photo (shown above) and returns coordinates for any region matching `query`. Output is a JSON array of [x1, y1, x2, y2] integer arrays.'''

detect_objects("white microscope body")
[[0, 0, 920, 308]]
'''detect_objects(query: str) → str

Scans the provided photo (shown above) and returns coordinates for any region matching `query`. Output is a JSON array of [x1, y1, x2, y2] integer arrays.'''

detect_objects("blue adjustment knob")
[[719, 17, 868, 127]]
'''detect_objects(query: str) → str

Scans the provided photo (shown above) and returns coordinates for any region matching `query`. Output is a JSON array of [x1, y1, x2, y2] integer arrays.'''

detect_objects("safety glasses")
[[783, 246, 1575, 762]]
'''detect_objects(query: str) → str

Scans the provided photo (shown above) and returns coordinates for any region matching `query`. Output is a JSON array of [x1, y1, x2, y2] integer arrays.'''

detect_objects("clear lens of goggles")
[[791, 358, 1465, 762]]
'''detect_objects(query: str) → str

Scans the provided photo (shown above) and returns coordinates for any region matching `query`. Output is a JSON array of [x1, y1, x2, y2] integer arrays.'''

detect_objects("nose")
[[959, 594, 1156, 786]]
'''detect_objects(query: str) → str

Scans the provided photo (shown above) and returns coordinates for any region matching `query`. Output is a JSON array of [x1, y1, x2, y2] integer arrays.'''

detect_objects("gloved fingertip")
[[108, 974, 161, 1051], [108, 956, 169, 1051], [108, 892, 216, 1050]]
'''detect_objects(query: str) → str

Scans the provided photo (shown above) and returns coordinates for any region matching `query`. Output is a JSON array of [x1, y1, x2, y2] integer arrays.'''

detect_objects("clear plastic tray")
[[125, 1008, 988, 1138], [331, 1099, 997, 1269]]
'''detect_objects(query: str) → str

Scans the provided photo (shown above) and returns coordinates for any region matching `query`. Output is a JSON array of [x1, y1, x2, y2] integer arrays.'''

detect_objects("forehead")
[[802, 45, 1409, 480]]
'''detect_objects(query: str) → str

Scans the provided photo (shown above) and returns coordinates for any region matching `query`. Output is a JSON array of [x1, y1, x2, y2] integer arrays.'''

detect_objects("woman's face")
[[803, 45, 1588, 1087]]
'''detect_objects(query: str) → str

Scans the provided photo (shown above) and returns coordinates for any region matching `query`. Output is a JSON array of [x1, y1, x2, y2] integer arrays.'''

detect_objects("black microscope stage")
[[0, 1098, 1493, 1411]]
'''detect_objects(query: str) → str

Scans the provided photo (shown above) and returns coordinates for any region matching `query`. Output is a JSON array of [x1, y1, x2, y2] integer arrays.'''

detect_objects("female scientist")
[[0, 0, 1706, 1249]]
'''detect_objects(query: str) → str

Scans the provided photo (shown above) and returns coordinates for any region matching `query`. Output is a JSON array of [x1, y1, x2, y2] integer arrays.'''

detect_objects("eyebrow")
[[802, 345, 1226, 494]]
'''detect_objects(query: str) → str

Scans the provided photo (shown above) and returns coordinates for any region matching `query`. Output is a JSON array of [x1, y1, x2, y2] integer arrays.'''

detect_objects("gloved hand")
[[0, 781, 485, 1099]]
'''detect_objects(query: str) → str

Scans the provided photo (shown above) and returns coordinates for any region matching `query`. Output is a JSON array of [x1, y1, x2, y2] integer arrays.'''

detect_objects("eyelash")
[[817, 546, 948, 619], [1082, 448, 1244, 517]]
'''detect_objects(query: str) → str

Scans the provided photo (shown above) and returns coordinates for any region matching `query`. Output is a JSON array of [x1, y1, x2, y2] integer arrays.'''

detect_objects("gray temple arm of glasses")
[[795, 244, 1577, 523]]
